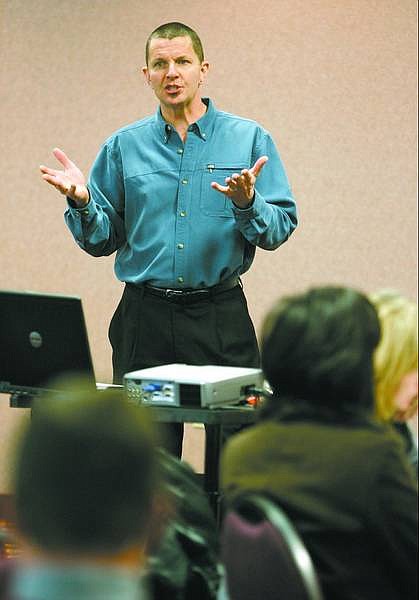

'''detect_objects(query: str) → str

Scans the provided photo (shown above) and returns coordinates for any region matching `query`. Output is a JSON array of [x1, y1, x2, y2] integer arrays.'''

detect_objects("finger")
[[233, 173, 253, 191], [40, 165, 61, 176], [241, 169, 254, 182], [67, 183, 77, 197], [211, 181, 231, 194], [240, 169, 254, 186], [41, 173, 68, 194], [42, 171, 74, 194], [250, 155, 269, 177], [52, 147, 76, 169], [41, 173, 58, 186]]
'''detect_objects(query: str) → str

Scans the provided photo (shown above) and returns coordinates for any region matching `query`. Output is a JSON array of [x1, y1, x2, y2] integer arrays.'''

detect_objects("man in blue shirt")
[[39, 22, 298, 456]]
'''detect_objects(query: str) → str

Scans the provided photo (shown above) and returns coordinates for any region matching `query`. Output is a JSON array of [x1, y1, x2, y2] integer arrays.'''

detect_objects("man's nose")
[[166, 61, 178, 78]]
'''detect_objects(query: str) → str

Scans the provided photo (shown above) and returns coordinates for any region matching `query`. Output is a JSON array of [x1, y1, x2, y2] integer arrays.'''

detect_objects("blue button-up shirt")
[[65, 98, 297, 288]]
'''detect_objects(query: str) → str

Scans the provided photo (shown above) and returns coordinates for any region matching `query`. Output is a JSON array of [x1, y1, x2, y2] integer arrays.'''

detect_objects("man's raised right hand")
[[40, 148, 89, 207]]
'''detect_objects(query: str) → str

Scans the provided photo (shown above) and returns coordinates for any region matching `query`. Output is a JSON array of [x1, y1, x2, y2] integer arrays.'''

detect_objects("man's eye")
[[178, 59, 189, 64]]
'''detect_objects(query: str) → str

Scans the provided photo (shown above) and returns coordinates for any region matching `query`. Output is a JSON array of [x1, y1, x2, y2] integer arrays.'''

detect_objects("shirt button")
[[177, 148, 184, 154], [180, 211, 186, 217], [202, 132, 206, 138], [177, 243, 184, 249], [181, 179, 188, 185], [178, 276, 184, 283]]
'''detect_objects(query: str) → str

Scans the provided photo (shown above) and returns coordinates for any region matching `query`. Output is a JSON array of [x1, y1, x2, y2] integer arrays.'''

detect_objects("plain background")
[[0, 0, 417, 490]]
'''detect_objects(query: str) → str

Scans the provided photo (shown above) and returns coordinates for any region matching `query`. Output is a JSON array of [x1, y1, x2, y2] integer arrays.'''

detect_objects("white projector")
[[124, 363, 263, 408]]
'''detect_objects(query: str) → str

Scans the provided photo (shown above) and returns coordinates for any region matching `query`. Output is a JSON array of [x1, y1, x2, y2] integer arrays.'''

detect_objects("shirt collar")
[[12, 564, 144, 600], [154, 97, 216, 143]]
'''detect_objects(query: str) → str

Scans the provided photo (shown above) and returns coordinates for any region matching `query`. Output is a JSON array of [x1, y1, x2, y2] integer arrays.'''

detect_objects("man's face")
[[143, 36, 209, 111]]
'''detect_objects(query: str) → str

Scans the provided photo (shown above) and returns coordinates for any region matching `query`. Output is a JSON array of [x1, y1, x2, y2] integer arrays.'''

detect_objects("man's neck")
[[161, 97, 207, 141], [18, 540, 146, 570]]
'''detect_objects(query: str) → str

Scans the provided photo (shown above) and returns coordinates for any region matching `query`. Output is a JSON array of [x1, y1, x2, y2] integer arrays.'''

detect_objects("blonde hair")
[[369, 290, 418, 421]]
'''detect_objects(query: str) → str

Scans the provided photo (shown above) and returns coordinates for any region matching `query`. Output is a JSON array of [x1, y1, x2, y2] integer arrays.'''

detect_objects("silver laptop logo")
[[29, 331, 42, 349]]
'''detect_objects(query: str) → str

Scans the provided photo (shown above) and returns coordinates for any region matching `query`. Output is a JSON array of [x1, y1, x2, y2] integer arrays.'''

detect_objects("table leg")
[[203, 423, 223, 524]]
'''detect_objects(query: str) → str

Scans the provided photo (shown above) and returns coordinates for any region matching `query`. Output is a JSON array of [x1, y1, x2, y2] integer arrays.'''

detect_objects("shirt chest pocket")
[[199, 163, 248, 217]]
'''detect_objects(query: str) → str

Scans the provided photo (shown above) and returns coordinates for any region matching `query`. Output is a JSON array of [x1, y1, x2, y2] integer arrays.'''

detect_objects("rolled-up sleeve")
[[64, 139, 126, 257], [232, 130, 297, 250]]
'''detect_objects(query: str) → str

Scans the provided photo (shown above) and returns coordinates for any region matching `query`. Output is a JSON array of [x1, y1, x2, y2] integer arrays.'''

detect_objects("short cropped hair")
[[145, 22, 204, 65], [261, 286, 381, 416], [369, 290, 418, 421], [13, 385, 159, 555]]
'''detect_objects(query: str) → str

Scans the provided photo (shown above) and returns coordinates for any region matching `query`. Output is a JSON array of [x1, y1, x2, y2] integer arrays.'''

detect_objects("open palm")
[[40, 148, 89, 206]]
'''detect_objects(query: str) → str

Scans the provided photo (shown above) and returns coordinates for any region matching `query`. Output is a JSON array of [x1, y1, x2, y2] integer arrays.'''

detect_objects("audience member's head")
[[260, 286, 381, 418], [369, 290, 418, 423], [12, 382, 160, 567]]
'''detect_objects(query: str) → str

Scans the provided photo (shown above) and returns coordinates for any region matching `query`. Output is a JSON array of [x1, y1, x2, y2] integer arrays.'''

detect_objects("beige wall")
[[0, 1, 417, 490]]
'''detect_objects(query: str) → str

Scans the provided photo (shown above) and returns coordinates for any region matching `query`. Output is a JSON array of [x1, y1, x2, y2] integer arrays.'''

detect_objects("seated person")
[[220, 286, 418, 600], [0, 383, 162, 600], [146, 449, 221, 600], [369, 290, 418, 470]]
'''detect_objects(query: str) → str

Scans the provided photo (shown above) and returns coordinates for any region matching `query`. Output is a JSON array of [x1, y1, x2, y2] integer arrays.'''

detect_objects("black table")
[[8, 391, 258, 520]]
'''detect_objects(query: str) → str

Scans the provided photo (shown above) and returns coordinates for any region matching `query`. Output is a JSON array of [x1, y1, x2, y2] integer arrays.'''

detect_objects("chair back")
[[220, 494, 324, 600]]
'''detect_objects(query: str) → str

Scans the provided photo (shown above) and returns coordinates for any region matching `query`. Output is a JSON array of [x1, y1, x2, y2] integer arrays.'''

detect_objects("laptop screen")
[[0, 290, 96, 393]]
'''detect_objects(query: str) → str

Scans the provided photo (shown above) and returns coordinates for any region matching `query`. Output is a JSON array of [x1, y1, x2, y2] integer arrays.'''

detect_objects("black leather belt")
[[137, 276, 240, 303]]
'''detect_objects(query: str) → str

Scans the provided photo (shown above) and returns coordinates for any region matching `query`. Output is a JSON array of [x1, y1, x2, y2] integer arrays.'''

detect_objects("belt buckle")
[[165, 288, 184, 299]]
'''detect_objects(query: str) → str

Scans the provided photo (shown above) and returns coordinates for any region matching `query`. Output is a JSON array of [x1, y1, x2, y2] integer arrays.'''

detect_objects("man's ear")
[[142, 66, 150, 85], [200, 61, 210, 84]]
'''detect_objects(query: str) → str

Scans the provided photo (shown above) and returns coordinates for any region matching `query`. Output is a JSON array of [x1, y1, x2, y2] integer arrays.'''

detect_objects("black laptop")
[[0, 289, 96, 395]]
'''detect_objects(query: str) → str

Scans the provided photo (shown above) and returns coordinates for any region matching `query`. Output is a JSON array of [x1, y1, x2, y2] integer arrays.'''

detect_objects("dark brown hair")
[[145, 22, 204, 65]]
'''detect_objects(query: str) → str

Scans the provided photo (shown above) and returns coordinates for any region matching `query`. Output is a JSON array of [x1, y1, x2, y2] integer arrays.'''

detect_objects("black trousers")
[[109, 282, 260, 456]]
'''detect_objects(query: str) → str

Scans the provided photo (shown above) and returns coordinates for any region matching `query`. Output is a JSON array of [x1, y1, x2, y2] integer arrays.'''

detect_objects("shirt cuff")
[[66, 187, 92, 216], [232, 190, 263, 219]]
